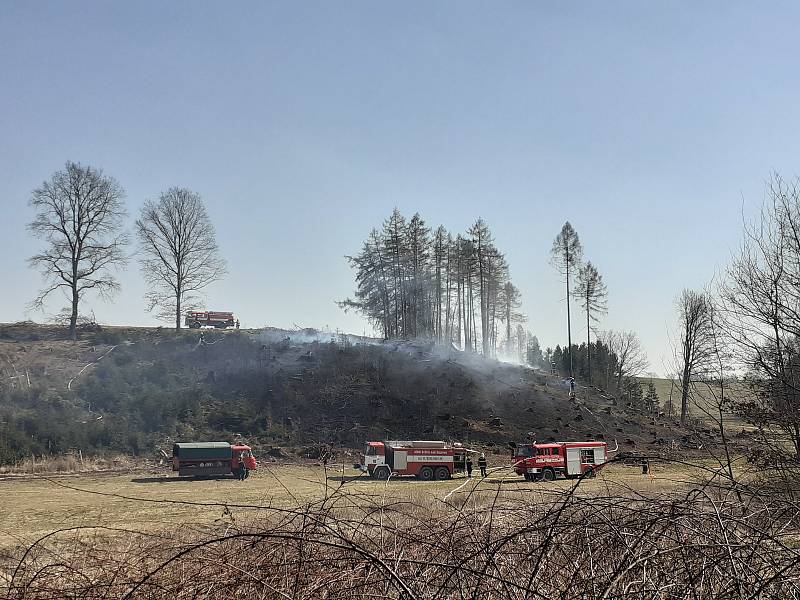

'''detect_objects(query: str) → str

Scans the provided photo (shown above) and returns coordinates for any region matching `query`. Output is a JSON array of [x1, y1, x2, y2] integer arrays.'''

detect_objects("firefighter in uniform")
[[237, 451, 247, 480], [466, 456, 473, 478], [478, 453, 488, 478]]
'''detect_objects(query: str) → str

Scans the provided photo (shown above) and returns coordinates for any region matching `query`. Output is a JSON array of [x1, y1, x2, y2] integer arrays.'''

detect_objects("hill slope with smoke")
[[0, 323, 721, 463]]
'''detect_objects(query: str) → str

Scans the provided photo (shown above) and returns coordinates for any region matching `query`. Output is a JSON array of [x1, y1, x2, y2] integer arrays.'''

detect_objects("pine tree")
[[551, 222, 583, 377], [406, 214, 430, 337], [553, 346, 564, 375], [644, 381, 660, 414], [625, 378, 645, 411], [342, 210, 522, 354], [432, 225, 448, 341], [573, 261, 608, 384], [527, 335, 545, 368], [498, 281, 523, 356]]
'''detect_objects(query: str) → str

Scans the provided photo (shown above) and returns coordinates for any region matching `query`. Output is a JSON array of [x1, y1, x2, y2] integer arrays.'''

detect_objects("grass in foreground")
[[3, 459, 796, 599]]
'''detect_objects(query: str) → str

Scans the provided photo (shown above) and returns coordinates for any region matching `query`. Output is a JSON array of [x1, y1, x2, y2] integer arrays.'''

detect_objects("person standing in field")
[[466, 456, 473, 478], [237, 451, 247, 480], [478, 453, 488, 478]]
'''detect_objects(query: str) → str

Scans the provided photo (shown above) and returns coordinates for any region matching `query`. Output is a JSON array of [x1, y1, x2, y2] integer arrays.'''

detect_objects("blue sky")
[[2, 2, 799, 374]]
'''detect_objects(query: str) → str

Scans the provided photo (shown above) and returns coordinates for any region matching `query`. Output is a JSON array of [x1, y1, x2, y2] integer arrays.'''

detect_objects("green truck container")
[[172, 442, 257, 477]]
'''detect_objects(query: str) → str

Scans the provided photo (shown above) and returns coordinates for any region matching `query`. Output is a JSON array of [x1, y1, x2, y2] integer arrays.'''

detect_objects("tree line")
[[343, 212, 657, 406], [341, 209, 526, 357], [27, 161, 226, 339], [526, 330, 651, 406]]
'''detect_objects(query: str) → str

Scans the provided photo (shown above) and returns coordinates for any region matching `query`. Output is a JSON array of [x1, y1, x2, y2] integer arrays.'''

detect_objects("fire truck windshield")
[[365, 444, 377, 456], [517, 445, 536, 458]]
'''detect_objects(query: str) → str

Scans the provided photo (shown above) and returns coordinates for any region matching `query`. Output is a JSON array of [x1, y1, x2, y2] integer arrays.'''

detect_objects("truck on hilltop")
[[185, 311, 237, 329]]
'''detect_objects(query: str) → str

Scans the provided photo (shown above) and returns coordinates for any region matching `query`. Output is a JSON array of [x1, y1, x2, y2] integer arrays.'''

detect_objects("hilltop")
[[0, 322, 740, 464]]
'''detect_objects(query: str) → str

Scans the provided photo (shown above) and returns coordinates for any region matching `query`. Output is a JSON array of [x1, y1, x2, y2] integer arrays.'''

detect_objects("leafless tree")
[[136, 188, 227, 329], [674, 289, 713, 424], [601, 330, 648, 397], [27, 161, 128, 341], [719, 174, 800, 459], [573, 261, 608, 384], [551, 222, 583, 377]]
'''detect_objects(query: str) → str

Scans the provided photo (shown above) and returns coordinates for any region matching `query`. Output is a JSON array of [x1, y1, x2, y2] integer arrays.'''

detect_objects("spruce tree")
[[573, 261, 608, 384], [644, 381, 660, 414], [550, 222, 583, 377]]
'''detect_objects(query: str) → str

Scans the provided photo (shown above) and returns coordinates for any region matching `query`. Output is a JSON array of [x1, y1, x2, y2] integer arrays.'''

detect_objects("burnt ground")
[[0, 322, 743, 462]]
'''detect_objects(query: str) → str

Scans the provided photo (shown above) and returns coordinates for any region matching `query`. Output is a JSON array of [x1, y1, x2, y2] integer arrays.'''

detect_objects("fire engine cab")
[[513, 441, 609, 481], [356, 440, 468, 481]]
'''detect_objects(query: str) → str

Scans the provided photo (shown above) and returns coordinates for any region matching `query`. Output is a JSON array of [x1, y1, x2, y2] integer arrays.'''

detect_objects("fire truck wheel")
[[542, 468, 555, 482], [584, 467, 596, 478], [523, 473, 532, 482], [373, 467, 390, 480], [419, 466, 434, 481], [190, 321, 201, 329], [434, 467, 450, 481]]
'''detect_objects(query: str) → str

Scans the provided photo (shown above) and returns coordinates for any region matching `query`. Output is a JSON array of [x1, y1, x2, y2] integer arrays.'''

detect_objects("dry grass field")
[[0, 460, 717, 550], [3, 458, 797, 598]]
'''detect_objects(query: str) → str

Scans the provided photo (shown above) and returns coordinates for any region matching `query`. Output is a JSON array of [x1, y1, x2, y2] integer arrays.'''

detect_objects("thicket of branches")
[[342, 210, 525, 356], [6, 462, 800, 599], [717, 175, 800, 462]]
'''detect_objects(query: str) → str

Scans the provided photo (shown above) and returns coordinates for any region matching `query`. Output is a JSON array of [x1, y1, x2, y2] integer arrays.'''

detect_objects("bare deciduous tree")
[[573, 261, 608, 384], [720, 174, 800, 459], [136, 188, 227, 329], [551, 221, 583, 377], [674, 288, 713, 424], [27, 161, 128, 340], [601, 330, 648, 397]]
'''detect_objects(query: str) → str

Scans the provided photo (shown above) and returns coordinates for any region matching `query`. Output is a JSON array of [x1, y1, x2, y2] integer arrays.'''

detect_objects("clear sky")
[[2, 2, 799, 375]]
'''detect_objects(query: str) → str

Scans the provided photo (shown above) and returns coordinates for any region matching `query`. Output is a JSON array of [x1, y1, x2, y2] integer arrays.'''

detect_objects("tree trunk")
[[444, 254, 451, 343], [680, 364, 691, 424], [587, 303, 591, 384], [456, 274, 462, 349], [506, 298, 511, 356], [566, 260, 573, 377], [69, 282, 79, 342], [176, 289, 182, 330]]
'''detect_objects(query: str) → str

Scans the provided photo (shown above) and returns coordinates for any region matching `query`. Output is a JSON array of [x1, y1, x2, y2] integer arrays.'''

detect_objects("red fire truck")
[[512, 440, 611, 481], [185, 311, 236, 329], [357, 440, 468, 480]]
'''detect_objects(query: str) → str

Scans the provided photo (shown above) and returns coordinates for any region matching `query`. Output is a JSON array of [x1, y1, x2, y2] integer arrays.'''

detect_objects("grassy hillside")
[[636, 376, 748, 427]]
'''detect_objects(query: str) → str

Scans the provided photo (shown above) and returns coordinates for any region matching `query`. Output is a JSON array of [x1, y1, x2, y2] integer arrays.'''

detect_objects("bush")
[[91, 330, 125, 345]]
